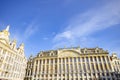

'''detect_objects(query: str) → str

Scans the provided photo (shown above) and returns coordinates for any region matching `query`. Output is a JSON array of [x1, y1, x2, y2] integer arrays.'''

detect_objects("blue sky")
[[0, 0, 120, 58]]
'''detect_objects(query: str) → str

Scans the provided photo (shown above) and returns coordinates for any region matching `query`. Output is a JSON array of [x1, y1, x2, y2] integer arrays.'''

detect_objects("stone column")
[[40, 59, 43, 79], [93, 56, 97, 79], [76, 57, 80, 80], [32, 59, 36, 79], [96, 56, 101, 78], [57, 58, 59, 80], [61, 58, 63, 79], [81, 57, 83, 79], [88, 56, 92, 79], [48, 58, 50, 80], [54, 58, 56, 80], [72, 57, 75, 80], [68, 58, 71, 80]]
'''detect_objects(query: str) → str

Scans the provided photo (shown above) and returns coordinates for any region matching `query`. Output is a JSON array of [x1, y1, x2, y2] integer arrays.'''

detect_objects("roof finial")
[[5, 25, 10, 31]]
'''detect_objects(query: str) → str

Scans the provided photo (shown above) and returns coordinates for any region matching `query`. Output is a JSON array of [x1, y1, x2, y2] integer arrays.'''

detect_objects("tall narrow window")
[[100, 63, 103, 71], [55, 58, 57, 63], [102, 56, 105, 62], [92, 63, 95, 72], [74, 57, 76, 62], [106, 56, 109, 62], [43, 59, 45, 64], [59, 58, 61, 63], [70, 58, 72, 62], [59, 64, 61, 73], [90, 57, 93, 62], [66, 58, 68, 62], [94, 57, 97, 62], [67, 64, 69, 73], [51, 59, 53, 63], [40, 59, 41, 64], [63, 58, 65, 63], [79, 63, 81, 72], [82, 57, 84, 62], [104, 63, 108, 71], [86, 57, 89, 62], [87, 63, 90, 70], [96, 63, 99, 72], [70, 64, 73, 72], [108, 63, 112, 70], [47, 59, 49, 64], [78, 57, 80, 62], [83, 63, 86, 72], [98, 56, 101, 62]]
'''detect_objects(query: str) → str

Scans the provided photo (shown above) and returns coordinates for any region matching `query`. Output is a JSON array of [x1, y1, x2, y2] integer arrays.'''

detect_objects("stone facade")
[[24, 47, 120, 80], [111, 53, 120, 79], [0, 26, 27, 80]]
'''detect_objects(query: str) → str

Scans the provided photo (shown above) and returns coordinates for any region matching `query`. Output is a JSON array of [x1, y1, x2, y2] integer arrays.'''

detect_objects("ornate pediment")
[[58, 50, 80, 57]]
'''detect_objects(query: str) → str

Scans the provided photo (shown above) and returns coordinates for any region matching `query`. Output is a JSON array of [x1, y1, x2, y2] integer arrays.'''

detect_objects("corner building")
[[25, 47, 120, 80], [0, 26, 27, 80]]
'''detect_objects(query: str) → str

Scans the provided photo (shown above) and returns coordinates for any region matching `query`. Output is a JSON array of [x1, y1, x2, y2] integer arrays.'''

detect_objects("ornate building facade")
[[111, 53, 120, 79], [25, 47, 120, 80], [0, 26, 27, 80]]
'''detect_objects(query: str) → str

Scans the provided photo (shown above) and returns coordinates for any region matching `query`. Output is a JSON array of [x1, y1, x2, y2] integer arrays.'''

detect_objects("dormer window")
[[40, 54, 43, 56], [96, 50, 99, 53], [51, 53, 54, 56]]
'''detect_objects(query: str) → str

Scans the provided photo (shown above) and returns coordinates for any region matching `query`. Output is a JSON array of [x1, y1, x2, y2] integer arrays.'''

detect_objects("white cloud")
[[10, 21, 39, 45], [24, 22, 39, 40], [53, 0, 120, 47]]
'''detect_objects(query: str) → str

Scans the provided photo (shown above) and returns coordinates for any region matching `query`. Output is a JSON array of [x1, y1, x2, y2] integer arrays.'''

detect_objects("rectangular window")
[[47, 59, 49, 64], [46, 65, 49, 73], [94, 57, 97, 62], [66, 58, 68, 62], [91, 63, 95, 72], [78, 57, 80, 62], [67, 64, 69, 72], [106, 56, 109, 62], [55, 58, 57, 63], [107, 73, 109, 76], [70, 58, 72, 62], [40, 59, 41, 64], [59, 64, 61, 73], [83, 64, 86, 72], [104, 63, 108, 71], [87, 63, 90, 70], [100, 63, 103, 71], [96, 63, 99, 71], [102, 73, 104, 76], [102, 56, 105, 62], [90, 57, 93, 62], [55, 65, 57, 73], [43, 59, 45, 64], [63, 64, 65, 72], [63, 58, 64, 63], [51, 59, 53, 63], [82, 57, 84, 62], [86, 57, 89, 62], [79, 63, 81, 72], [108, 63, 112, 70], [70, 64, 73, 72], [74, 57, 76, 62], [98, 56, 101, 62], [59, 58, 61, 63]]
